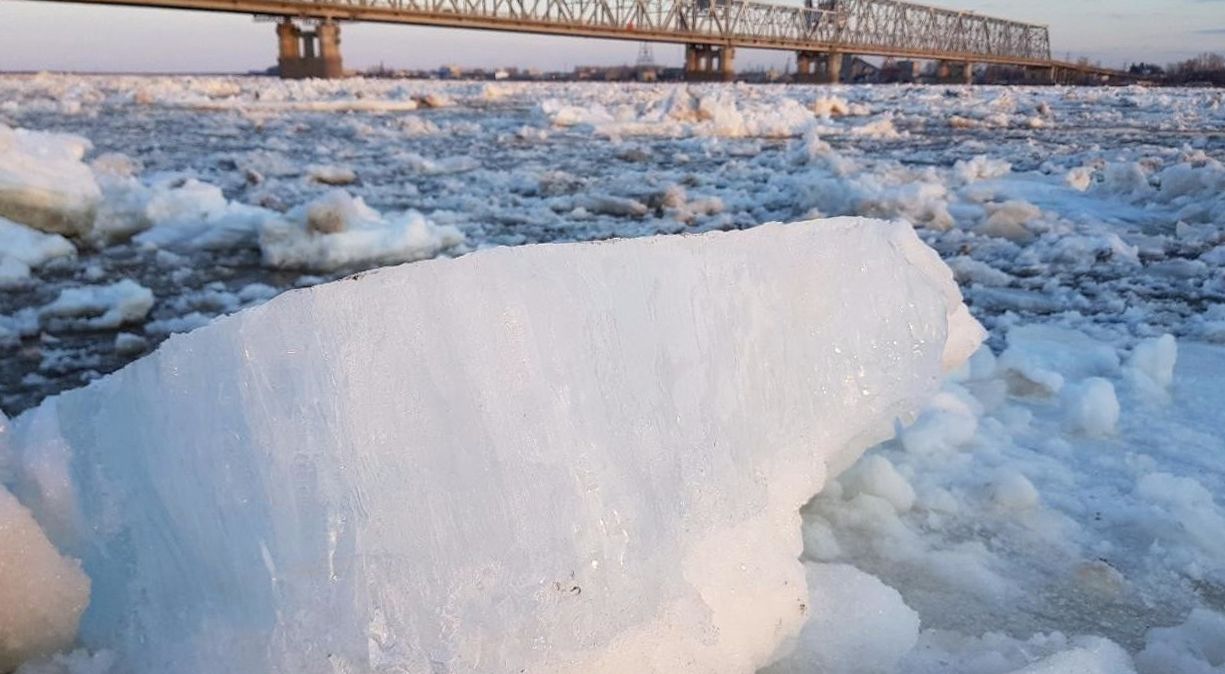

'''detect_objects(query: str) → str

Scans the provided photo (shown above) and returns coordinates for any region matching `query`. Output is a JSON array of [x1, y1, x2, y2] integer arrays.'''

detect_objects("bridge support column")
[[793, 51, 842, 84], [719, 46, 736, 81], [794, 51, 841, 84], [1027, 65, 1057, 85], [276, 19, 345, 79], [936, 60, 973, 85], [276, 20, 305, 80], [316, 20, 344, 78], [795, 51, 813, 81], [684, 44, 735, 82], [825, 51, 842, 84]]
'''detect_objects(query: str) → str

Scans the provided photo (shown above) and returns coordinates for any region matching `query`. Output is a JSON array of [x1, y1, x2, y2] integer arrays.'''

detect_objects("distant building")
[[659, 67, 687, 81], [573, 65, 643, 81]]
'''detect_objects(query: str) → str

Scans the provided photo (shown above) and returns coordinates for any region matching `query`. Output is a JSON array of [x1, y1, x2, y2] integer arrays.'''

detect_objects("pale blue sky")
[[0, 0, 1221, 73]]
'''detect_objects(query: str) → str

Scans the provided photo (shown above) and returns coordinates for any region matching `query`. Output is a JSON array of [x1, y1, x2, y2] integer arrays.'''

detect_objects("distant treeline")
[[1127, 52, 1225, 86]]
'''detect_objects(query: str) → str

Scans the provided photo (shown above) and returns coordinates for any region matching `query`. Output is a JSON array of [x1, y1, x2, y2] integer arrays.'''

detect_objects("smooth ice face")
[[7, 218, 979, 674]]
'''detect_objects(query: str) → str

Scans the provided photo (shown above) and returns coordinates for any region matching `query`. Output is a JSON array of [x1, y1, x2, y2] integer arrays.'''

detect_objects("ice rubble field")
[[0, 74, 1223, 673]]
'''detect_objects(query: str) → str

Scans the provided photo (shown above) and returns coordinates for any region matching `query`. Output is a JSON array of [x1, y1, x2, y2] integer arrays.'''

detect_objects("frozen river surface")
[[1, 76, 1223, 412], [1, 75, 1225, 674]]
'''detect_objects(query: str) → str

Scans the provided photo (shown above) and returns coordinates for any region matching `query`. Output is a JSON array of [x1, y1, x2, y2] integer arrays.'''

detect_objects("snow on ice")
[[3, 219, 979, 673]]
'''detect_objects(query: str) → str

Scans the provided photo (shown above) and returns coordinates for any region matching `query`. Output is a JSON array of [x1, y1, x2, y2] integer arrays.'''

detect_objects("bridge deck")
[[44, 0, 1056, 67]]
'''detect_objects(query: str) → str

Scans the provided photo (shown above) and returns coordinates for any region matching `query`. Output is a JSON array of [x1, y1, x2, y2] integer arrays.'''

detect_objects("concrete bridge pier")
[[276, 18, 345, 79], [316, 20, 343, 77], [684, 44, 736, 82], [794, 50, 842, 84], [795, 51, 812, 81], [1026, 65, 1057, 85], [822, 51, 844, 83], [1049, 66, 1083, 85], [1049, 67, 1100, 86], [936, 60, 974, 85], [276, 20, 304, 79]]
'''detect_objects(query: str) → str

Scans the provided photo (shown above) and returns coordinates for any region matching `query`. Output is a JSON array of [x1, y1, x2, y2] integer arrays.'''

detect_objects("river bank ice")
[[0, 74, 1223, 673]]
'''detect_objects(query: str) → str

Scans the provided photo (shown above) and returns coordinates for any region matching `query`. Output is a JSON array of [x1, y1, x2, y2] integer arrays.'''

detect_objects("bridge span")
[[34, 0, 1121, 83]]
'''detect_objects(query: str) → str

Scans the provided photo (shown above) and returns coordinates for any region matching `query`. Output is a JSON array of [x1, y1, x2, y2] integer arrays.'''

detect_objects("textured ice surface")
[[38, 280, 154, 332], [0, 217, 76, 288], [763, 563, 919, 674], [0, 125, 99, 237], [0, 484, 90, 672], [6, 218, 979, 673], [4, 78, 1225, 413], [259, 189, 465, 271], [804, 332, 1225, 672], [3, 74, 1225, 673]]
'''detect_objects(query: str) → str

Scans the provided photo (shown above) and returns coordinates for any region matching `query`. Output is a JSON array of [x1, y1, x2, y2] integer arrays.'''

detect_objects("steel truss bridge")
[[34, 0, 1123, 82]]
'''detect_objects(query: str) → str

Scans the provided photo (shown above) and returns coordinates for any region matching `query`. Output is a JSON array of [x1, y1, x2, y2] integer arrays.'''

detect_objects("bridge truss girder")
[[50, 0, 1053, 67]]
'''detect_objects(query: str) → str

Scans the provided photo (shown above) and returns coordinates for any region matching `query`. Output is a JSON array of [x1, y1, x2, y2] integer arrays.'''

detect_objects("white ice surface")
[[258, 189, 465, 271], [804, 332, 1225, 674], [1061, 377, 1120, 436], [38, 280, 154, 331], [0, 484, 90, 672], [2, 76, 1225, 674], [1127, 335, 1178, 393], [130, 179, 271, 252], [0, 125, 100, 236], [762, 563, 920, 674], [4, 218, 978, 673], [0, 217, 76, 287], [1135, 609, 1225, 674]]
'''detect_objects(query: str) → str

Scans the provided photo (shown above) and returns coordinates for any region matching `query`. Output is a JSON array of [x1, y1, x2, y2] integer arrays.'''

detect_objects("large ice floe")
[[0, 218, 981, 672]]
